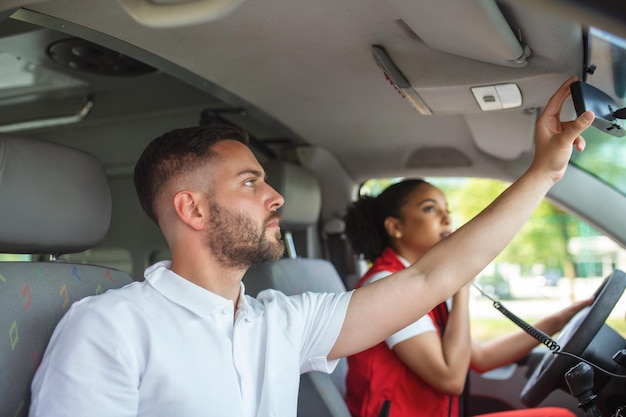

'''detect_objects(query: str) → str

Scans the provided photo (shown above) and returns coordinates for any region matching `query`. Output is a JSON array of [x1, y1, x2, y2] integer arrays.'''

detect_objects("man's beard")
[[206, 201, 284, 269]]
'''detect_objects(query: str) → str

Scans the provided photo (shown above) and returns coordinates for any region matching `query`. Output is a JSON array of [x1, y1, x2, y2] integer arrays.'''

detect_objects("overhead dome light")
[[471, 84, 523, 111]]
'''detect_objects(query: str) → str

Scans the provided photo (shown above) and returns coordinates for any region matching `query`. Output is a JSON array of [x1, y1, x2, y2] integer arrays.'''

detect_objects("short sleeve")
[[257, 289, 353, 374], [386, 314, 436, 349]]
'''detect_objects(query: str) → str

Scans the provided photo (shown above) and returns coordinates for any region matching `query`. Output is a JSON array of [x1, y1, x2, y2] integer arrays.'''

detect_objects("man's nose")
[[268, 185, 284, 211]]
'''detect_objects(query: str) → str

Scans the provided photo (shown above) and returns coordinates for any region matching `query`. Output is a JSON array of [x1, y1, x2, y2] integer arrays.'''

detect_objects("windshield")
[[570, 26, 626, 195]]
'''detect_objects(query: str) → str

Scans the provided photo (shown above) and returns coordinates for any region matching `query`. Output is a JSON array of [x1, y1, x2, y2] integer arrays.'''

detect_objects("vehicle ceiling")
[[3, 0, 588, 177], [2, 0, 626, 244]]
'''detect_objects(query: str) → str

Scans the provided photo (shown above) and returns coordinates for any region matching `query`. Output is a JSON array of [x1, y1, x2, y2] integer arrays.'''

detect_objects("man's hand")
[[531, 76, 594, 184]]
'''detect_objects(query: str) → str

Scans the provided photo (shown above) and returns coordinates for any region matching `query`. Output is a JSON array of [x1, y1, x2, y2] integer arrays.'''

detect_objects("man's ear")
[[173, 191, 205, 231], [383, 216, 402, 239]]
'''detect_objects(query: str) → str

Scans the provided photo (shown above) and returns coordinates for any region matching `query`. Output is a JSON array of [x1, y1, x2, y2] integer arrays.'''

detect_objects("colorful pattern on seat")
[[0, 262, 133, 417]]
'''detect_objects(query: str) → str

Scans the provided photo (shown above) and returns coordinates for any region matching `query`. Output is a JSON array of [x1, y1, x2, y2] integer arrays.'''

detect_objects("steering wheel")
[[520, 269, 626, 408]]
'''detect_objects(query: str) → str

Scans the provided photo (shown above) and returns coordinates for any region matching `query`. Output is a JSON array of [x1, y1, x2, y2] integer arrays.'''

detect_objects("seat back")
[[0, 136, 134, 417], [244, 160, 351, 417]]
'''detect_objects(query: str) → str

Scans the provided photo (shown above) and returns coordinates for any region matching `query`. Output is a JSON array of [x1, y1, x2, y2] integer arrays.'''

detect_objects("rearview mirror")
[[570, 81, 625, 138]]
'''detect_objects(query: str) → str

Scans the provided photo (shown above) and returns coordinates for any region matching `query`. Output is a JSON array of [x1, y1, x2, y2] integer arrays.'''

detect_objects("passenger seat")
[[0, 136, 134, 417], [243, 160, 351, 417]]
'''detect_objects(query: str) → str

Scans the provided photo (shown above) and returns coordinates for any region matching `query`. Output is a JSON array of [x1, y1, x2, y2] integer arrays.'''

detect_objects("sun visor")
[[385, 0, 530, 68]]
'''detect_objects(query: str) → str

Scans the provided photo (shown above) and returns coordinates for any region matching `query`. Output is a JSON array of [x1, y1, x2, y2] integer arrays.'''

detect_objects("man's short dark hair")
[[134, 124, 249, 225]]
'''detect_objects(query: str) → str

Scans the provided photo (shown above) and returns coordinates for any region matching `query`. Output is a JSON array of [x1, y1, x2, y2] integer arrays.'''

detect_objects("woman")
[[343, 179, 591, 417]]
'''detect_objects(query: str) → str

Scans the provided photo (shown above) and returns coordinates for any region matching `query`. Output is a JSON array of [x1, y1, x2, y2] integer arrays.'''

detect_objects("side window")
[[62, 247, 133, 275], [0, 248, 172, 278], [360, 177, 626, 341], [0, 254, 32, 261]]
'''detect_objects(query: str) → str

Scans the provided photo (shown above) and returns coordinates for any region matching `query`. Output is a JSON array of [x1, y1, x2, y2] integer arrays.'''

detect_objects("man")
[[29, 77, 593, 417]]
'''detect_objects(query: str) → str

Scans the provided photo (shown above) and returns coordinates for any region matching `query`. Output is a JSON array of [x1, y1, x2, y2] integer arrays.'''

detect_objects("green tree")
[[429, 177, 590, 278]]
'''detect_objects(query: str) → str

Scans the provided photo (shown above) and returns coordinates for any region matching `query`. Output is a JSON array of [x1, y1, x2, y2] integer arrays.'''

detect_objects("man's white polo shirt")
[[30, 261, 352, 417]]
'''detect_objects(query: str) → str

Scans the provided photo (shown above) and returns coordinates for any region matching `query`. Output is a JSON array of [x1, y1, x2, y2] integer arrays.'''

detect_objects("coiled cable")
[[472, 283, 560, 351]]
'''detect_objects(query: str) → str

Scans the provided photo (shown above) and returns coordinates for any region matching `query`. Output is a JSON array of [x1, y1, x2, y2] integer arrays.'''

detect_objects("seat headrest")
[[264, 160, 321, 231], [0, 136, 111, 254]]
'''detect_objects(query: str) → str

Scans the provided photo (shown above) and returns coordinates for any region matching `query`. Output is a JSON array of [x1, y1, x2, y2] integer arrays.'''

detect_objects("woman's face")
[[387, 183, 452, 262]]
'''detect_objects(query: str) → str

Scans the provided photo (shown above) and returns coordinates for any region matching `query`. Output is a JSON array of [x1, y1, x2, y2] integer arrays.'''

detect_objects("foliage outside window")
[[360, 177, 626, 340], [361, 177, 621, 280]]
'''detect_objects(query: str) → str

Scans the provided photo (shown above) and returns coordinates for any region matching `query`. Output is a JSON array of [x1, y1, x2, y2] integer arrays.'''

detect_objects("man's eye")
[[244, 179, 256, 187]]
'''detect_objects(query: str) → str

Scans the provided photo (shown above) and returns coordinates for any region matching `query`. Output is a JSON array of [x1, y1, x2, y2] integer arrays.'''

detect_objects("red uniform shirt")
[[344, 247, 458, 417]]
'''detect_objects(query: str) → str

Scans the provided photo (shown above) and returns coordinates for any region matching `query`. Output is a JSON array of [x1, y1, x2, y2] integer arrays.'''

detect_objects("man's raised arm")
[[331, 76, 594, 360]]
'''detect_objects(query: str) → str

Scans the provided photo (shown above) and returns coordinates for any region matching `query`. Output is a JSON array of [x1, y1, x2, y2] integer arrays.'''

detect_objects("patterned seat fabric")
[[0, 136, 134, 417], [0, 263, 133, 417]]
